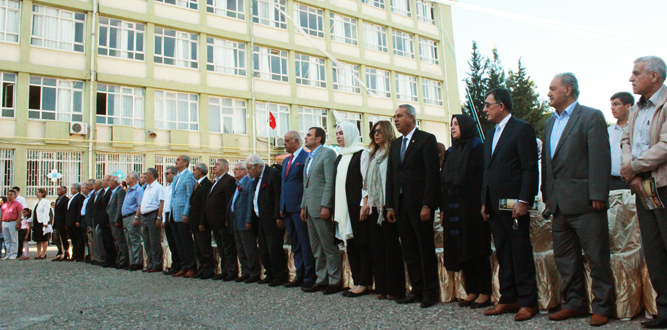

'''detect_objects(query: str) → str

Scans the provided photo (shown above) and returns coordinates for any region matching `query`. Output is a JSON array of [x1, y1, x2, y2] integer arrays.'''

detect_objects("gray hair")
[[167, 166, 177, 175], [554, 72, 580, 99], [71, 182, 82, 192], [87, 179, 95, 185], [195, 163, 208, 176], [286, 131, 302, 145], [246, 154, 265, 167], [181, 155, 191, 166], [127, 171, 140, 181], [111, 176, 122, 184], [234, 161, 247, 170], [146, 168, 159, 179], [217, 159, 230, 169], [635, 56, 667, 81], [399, 104, 417, 120]]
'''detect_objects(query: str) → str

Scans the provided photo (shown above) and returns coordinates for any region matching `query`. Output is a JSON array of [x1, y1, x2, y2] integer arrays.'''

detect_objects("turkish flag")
[[269, 112, 277, 130]]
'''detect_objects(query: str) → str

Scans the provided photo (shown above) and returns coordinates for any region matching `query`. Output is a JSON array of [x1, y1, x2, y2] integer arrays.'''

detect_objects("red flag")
[[269, 112, 277, 130]]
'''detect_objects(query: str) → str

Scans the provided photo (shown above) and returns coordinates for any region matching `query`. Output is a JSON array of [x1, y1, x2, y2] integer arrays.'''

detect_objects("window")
[[362, 23, 387, 53], [98, 17, 145, 61], [209, 157, 244, 179], [26, 150, 83, 197], [365, 67, 390, 98], [29, 76, 84, 122], [419, 37, 438, 64], [422, 78, 442, 106], [206, 37, 246, 76], [252, 0, 287, 29], [330, 13, 357, 46], [154, 90, 199, 131], [209, 96, 246, 134], [31, 5, 85, 52], [156, 0, 198, 10], [333, 62, 360, 94], [154, 27, 198, 69], [368, 114, 391, 133], [253, 46, 288, 82], [256, 102, 289, 138], [390, 0, 410, 17], [416, 0, 435, 24], [298, 107, 327, 139], [393, 30, 414, 59], [155, 155, 201, 185], [0, 0, 20, 43], [0, 72, 16, 118], [96, 84, 145, 127], [207, 0, 245, 19], [361, 0, 384, 9], [338, 111, 363, 142], [293, 4, 323, 38], [295, 53, 326, 88], [396, 73, 418, 102], [0, 149, 13, 194], [95, 153, 145, 180]]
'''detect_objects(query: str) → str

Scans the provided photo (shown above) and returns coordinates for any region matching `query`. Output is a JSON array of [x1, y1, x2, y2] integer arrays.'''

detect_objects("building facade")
[[0, 0, 459, 203]]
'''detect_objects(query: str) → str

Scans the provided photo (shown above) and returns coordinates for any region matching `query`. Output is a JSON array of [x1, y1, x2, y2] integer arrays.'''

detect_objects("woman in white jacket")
[[32, 188, 51, 259]]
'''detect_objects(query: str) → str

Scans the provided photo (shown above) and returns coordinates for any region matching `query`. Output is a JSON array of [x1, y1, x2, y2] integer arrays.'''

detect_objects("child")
[[18, 208, 32, 260]]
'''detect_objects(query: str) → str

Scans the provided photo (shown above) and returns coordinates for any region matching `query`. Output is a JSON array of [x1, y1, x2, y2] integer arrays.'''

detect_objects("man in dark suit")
[[385, 104, 440, 308], [190, 163, 214, 279], [52, 186, 70, 261], [542, 73, 614, 327], [480, 88, 539, 321], [94, 175, 117, 267], [82, 180, 100, 263], [66, 183, 85, 262], [205, 159, 238, 281], [281, 131, 315, 288], [107, 176, 128, 269], [247, 154, 287, 287]]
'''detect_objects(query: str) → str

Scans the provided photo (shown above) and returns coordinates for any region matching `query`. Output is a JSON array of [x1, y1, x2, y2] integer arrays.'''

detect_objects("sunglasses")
[[371, 129, 383, 135]]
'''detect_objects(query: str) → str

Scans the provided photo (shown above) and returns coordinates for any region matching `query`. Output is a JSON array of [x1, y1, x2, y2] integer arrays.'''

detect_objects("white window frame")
[[26, 150, 83, 197], [154, 90, 199, 131], [252, 0, 287, 30], [0, 72, 16, 118], [362, 23, 387, 53], [28, 76, 84, 122], [0, 0, 20, 43], [368, 114, 391, 134], [295, 53, 326, 88], [95, 153, 145, 180], [206, 37, 246, 76], [392, 30, 414, 59], [293, 4, 324, 38], [154, 27, 199, 69], [0, 148, 13, 194], [361, 0, 384, 10], [390, 0, 411, 17], [330, 13, 357, 46], [98, 17, 145, 61], [96, 84, 145, 127], [338, 111, 363, 142], [209, 96, 247, 134], [253, 46, 288, 82], [31, 5, 86, 53], [255, 102, 289, 138], [155, 155, 201, 185], [298, 107, 327, 140], [156, 0, 198, 10], [333, 62, 360, 94], [365, 67, 391, 98], [396, 73, 418, 102], [419, 37, 439, 65], [207, 0, 245, 20], [422, 78, 443, 106], [416, 0, 435, 24]]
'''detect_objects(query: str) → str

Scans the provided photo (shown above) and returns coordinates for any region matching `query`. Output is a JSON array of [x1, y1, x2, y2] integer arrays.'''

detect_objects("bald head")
[[284, 130, 302, 154]]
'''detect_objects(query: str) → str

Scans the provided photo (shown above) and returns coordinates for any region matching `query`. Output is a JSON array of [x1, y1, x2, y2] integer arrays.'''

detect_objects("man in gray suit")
[[300, 127, 341, 295], [228, 161, 260, 283], [106, 176, 128, 269], [542, 73, 614, 327]]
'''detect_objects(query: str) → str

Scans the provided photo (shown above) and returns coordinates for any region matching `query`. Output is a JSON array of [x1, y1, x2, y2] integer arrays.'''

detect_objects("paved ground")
[[0, 246, 649, 329]]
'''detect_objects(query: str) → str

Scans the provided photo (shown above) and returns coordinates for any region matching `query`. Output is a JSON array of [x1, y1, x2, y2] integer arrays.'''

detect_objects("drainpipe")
[[88, 0, 98, 179]]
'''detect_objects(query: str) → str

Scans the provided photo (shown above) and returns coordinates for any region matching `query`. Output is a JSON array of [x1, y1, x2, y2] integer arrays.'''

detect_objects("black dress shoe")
[[459, 300, 475, 307], [244, 276, 260, 284], [235, 275, 249, 283], [129, 264, 143, 271], [102, 262, 115, 268], [116, 263, 129, 270], [258, 277, 274, 284], [420, 296, 438, 308], [323, 285, 343, 295], [85, 255, 91, 263], [212, 274, 226, 280], [224, 274, 238, 282], [162, 268, 172, 275], [199, 272, 214, 280], [396, 293, 422, 304], [642, 317, 667, 329], [268, 279, 287, 287], [284, 278, 304, 288], [470, 299, 492, 309], [193, 272, 202, 279], [346, 290, 370, 298], [302, 283, 327, 293]]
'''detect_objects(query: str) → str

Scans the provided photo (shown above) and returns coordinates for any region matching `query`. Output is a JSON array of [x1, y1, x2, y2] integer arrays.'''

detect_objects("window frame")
[[98, 17, 145, 61], [96, 84, 145, 127], [416, 0, 435, 24], [330, 13, 357, 46], [295, 53, 326, 88], [0, 0, 20, 43], [361, 0, 385, 10], [28, 76, 84, 122], [208, 96, 247, 135], [94, 153, 145, 181], [253, 46, 289, 83], [0, 72, 16, 118], [333, 62, 360, 94], [252, 0, 287, 30], [395, 73, 418, 102], [298, 107, 328, 140], [338, 111, 363, 142], [422, 78, 443, 106], [419, 37, 439, 65], [365, 67, 391, 99], [154, 27, 199, 69], [390, 0, 411, 17], [155, 0, 198, 10], [207, 0, 246, 20], [293, 3, 324, 38], [206, 37, 246, 76], [362, 22, 387, 53], [26, 150, 83, 197], [392, 29, 414, 59], [154, 90, 199, 131], [31, 5, 86, 53], [255, 101, 290, 138]]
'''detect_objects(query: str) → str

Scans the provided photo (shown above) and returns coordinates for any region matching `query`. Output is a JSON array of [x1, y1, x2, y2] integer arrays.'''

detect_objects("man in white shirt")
[[608, 92, 633, 190], [161, 166, 180, 275], [12, 186, 27, 209], [136, 168, 164, 273]]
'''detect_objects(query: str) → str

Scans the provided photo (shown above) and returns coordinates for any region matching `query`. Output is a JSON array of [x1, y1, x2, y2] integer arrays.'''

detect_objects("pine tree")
[[461, 41, 492, 133], [506, 59, 552, 139], [486, 47, 506, 91]]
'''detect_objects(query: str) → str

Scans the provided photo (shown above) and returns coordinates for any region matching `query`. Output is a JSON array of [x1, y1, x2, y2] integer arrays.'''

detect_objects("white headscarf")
[[334, 122, 365, 245], [337, 122, 364, 155]]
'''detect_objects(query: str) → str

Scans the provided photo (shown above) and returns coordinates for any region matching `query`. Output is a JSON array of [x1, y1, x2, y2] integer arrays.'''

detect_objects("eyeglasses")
[[371, 129, 382, 135], [484, 102, 502, 108]]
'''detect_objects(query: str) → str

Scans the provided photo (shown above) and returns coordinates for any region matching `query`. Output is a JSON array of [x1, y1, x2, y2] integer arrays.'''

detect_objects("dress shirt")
[[81, 191, 92, 216], [196, 176, 205, 187], [290, 148, 303, 165], [67, 193, 80, 210], [550, 101, 577, 159], [306, 145, 323, 177], [253, 165, 267, 216], [173, 168, 190, 192], [492, 114, 512, 153], [231, 176, 249, 213], [16, 195, 27, 209], [162, 182, 172, 222], [1, 200, 22, 222], [140, 180, 164, 214], [108, 186, 119, 205], [608, 122, 626, 176], [121, 183, 144, 216], [632, 85, 665, 160], [209, 174, 223, 193]]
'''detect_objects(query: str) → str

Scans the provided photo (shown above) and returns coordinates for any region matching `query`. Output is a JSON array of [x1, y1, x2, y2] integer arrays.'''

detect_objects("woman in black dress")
[[439, 114, 492, 308], [32, 188, 51, 259]]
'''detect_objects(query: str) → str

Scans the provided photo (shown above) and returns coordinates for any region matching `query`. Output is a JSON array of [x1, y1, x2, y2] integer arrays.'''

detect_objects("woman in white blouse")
[[32, 188, 51, 259]]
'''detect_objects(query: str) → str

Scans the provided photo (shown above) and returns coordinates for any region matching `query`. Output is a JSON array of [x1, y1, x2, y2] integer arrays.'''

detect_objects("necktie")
[[492, 125, 502, 153], [194, 181, 199, 191], [285, 154, 293, 178], [400, 137, 408, 164]]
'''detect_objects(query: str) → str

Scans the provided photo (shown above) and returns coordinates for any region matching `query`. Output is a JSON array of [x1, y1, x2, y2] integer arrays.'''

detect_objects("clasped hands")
[[621, 163, 647, 199]]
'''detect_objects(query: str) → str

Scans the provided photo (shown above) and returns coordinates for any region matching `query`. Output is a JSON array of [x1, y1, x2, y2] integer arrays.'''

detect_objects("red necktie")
[[194, 182, 199, 191], [285, 154, 293, 178]]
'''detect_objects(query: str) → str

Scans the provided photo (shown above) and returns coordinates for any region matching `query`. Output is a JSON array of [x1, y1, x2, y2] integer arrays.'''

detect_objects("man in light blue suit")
[[227, 161, 260, 283], [170, 155, 197, 278]]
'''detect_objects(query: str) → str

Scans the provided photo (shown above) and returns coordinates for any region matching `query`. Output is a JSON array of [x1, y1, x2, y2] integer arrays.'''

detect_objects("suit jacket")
[[66, 193, 85, 228], [171, 169, 197, 222], [481, 116, 539, 212], [93, 188, 112, 227], [386, 128, 440, 213], [227, 175, 255, 231], [83, 191, 97, 227], [300, 145, 336, 217], [53, 195, 70, 230], [106, 187, 126, 226], [189, 177, 212, 231], [542, 103, 610, 214], [255, 166, 282, 223], [280, 149, 309, 213], [205, 173, 237, 231]]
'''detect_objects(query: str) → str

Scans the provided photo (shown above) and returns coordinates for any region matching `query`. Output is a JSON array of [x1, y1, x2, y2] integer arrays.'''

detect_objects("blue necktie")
[[400, 137, 408, 164]]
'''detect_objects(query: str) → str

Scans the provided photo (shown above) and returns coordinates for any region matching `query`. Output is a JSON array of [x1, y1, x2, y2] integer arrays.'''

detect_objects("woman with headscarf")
[[439, 114, 492, 309], [333, 122, 371, 297]]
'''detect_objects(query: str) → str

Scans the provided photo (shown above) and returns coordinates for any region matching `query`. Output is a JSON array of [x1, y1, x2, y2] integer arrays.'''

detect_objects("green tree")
[[506, 58, 552, 139], [486, 47, 506, 91], [461, 41, 493, 133]]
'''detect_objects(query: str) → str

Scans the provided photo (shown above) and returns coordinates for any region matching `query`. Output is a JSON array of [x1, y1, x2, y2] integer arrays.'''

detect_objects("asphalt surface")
[[0, 245, 649, 329]]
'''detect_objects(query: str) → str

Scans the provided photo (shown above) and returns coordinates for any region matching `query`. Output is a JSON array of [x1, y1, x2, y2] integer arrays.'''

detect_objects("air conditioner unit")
[[273, 136, 284, 147], [70, 122, 88, 135]]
